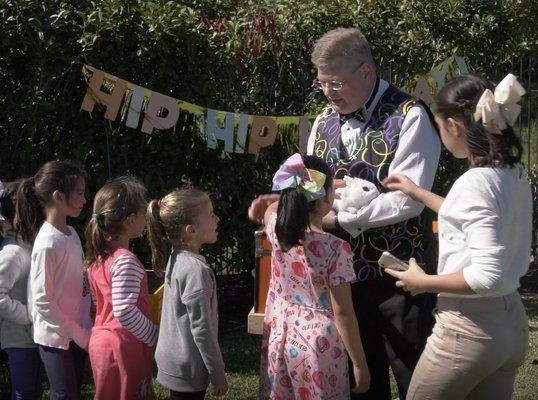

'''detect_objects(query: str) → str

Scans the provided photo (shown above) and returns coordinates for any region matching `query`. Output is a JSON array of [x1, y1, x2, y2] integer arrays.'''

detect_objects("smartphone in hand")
[[378, 251, 409, 271]]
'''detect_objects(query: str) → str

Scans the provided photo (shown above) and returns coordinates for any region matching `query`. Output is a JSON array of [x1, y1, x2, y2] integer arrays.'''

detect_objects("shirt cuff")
[[209, 367, 227, 390], [462, 267, 489, 297], [337, 211, 365, 238]]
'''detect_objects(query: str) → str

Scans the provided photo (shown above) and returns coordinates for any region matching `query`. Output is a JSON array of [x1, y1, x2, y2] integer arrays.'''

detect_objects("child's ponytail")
[[147, 189, 209, 275], [275, 189, 309, 252], [146, 199, 170, 276], [14, 177, 44, 244], [85, 176, 147, 267], [85, 213, 109, 267], [273, 154, 333, 252], [15, 160, 86, 244]]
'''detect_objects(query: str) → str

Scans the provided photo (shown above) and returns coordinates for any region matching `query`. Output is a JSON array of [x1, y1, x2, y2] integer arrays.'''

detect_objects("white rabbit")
[[333, 175, 380, 213]]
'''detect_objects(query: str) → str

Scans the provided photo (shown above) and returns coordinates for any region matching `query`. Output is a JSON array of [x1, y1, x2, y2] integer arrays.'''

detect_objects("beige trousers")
[[407, 292, 529, 400]]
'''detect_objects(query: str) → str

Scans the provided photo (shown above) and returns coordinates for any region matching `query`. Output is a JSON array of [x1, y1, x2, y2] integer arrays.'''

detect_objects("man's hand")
[[333, 178, 346, 199], [322, 210, 337, 230], [248, 194, 280, 224]]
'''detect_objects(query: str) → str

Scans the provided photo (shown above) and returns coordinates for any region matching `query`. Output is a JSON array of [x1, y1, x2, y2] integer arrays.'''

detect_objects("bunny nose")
[[362, 187, 370, 191]]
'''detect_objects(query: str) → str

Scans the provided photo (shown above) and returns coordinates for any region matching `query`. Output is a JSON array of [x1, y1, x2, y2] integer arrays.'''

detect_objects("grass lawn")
[[1, 295, 537, 399]]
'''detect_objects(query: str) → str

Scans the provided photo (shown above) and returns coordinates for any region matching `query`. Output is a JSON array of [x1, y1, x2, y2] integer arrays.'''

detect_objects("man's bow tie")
[[339, 108, 366, 124]]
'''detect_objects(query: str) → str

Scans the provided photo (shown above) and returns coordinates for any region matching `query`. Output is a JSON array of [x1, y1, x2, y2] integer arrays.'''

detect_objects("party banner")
[[81, 56, 468, 155]]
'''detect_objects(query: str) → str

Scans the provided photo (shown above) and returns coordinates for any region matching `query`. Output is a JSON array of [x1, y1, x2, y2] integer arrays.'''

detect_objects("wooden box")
[[248, 230, 272, 335]]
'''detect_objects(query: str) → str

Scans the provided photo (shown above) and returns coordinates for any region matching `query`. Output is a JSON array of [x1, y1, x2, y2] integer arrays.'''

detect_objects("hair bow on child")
[[474, 73, 526, 134], [272, 153, 326, 202]]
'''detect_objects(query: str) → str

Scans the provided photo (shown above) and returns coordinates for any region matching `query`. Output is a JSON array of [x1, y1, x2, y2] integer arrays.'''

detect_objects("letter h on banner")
[[206, 109, 235, 153]]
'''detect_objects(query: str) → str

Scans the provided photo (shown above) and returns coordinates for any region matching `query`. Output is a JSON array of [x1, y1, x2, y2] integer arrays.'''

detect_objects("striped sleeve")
[[110, 253, 158, 346]]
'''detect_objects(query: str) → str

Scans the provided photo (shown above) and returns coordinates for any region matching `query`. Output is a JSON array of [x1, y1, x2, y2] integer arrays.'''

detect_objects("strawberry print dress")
[[260, 213, 356, 400]]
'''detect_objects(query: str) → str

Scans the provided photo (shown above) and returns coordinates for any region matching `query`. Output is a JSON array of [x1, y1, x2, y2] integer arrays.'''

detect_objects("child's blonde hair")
[[85, 176, 147, 266], [146, 188, 209, 275]]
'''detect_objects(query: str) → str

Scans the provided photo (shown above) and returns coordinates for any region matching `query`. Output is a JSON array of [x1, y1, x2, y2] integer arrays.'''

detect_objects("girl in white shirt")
[[382, 73, 531, 400], [18, 160, 92, 400]]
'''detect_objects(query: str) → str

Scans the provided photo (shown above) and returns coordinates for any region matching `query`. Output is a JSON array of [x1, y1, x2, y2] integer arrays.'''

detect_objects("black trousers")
[[350, 276, 436, 400], [39, 342, 87, 400]]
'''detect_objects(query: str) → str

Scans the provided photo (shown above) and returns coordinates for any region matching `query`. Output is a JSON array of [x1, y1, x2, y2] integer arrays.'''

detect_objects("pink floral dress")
[[260, 214, 356, 400]]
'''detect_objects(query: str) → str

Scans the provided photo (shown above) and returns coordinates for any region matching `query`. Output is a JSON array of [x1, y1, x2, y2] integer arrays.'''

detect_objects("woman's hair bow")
[[272, 153, 326, 202], [474, 73, 526, 134]]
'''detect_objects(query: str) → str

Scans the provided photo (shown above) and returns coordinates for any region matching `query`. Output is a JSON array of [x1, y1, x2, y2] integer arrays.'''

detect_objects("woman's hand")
[[382, 174, 419, 198], [384, 258, 428, 296]]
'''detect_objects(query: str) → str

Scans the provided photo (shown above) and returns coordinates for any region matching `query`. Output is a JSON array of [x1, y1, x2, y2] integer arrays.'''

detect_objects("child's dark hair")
[[14, 160, 86, 243], [85, 176, 147, 267], [275, 155, 333, 252], [0, 180, 21, 238], [146, 188, 209, 275], [436, 74, 523, 167]]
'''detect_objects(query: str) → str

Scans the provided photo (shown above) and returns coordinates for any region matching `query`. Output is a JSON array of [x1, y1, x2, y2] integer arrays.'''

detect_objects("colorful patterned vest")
[[313, 84, 437, 283]]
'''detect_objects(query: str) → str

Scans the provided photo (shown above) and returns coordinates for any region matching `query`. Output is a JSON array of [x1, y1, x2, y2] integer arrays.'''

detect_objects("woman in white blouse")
[[382, 73, 532, 400]]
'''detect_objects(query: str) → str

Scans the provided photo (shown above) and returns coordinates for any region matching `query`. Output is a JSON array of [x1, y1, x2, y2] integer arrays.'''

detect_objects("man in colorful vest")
[[307, 27, 441, 399], [249, 27, 440, 399]]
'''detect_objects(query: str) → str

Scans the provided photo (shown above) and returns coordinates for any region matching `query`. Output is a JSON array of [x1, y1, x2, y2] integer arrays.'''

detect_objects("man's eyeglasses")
[[312, 62, 365, 91]]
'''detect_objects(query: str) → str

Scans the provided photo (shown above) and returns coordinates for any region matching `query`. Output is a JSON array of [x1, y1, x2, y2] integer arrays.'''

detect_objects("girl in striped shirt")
[[85, 176, 158, 400]]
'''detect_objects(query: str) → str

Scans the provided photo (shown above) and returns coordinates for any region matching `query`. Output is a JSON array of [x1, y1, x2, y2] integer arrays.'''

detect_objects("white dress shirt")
[[307, 79, 441, 237], [438, 166, 532, 298]]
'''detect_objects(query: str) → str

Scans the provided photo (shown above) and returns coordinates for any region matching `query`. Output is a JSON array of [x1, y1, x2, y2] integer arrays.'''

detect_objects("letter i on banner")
[[206, 109, 234, 153], [126, 86, 146, 129], [234, 114, 250, 153], [141, 92, 180, 134], [81, 69, 127, 121]]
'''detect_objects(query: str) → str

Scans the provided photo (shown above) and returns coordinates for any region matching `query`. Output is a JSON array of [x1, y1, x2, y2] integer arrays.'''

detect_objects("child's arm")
[[110, 254, 158, 346], [330, 283, 370, 394], [0, 250, 31, 325], [32, 246, 91, 349], [248, 194, 280, 224], [262, 201, 279, 227], [183, 266, 228, 396], [382, 174, 444, 214]]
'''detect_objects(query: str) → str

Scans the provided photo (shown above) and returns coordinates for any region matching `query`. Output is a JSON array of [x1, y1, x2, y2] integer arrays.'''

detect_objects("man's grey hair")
[[311, 27, 375, 71]]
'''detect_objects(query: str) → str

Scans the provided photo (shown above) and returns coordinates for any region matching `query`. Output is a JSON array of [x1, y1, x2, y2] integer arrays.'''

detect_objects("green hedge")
[[1, 0, 536, 272]]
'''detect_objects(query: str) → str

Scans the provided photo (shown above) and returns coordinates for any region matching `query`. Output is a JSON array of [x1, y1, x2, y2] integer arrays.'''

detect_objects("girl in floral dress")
[[259, 154, 370, 400]]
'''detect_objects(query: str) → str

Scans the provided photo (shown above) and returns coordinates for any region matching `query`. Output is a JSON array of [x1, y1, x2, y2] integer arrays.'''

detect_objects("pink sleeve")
[[328, 239, 356, 287], [265, 212, 278, 247]]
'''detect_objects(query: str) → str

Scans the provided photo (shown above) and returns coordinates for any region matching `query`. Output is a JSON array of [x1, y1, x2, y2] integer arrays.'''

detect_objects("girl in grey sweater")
[[147, 188, 228, 400]]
